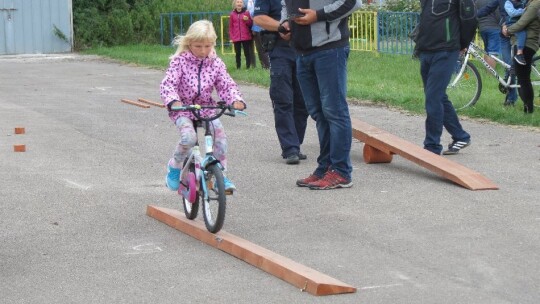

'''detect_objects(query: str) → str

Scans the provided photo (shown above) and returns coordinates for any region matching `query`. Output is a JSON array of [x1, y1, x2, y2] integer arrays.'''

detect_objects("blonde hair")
[[171, 20, 217, 58], [232, 0, 243, 9]]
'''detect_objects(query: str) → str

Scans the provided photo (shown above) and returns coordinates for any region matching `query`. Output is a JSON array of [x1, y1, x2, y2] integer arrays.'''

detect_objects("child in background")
[[229, 0, 253, 69], [160, 20, 247, 192], [504, 0, 528, 65]]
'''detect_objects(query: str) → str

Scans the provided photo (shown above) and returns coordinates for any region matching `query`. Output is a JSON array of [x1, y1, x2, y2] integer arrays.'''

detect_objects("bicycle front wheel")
[[447, 60, 482, 110], [201, 164, 226, 233]]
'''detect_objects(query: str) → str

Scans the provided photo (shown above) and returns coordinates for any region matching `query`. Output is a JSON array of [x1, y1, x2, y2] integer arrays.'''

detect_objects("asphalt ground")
[[0, 54, 539, 304]]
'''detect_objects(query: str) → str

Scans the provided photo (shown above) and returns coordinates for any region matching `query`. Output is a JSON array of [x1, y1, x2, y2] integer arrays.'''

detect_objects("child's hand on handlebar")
[[232, 100, 246, 111], [169, 100, 182, 109]]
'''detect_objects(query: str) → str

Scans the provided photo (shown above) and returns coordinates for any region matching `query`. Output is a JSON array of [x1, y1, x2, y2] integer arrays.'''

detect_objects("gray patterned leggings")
[[169, 116, 228, 170]]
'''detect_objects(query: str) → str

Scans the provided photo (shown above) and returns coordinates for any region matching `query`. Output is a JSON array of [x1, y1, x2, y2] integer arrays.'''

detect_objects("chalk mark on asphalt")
[[63, 179, 91, 190], [360, 283, 404, 290], [126, 243, 163, 255]]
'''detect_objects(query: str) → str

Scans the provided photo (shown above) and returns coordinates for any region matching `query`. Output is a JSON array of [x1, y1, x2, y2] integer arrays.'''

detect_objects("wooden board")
[[120, 98, 150, 108], [138, 98, 165, 108], [351, 118, 498, 190], [146, 205, 357, 296]]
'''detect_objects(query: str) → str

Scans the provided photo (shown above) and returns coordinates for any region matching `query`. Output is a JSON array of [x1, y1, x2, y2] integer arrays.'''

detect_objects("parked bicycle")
[[447, 41, 540, 110], [170, 102, 246, 233]]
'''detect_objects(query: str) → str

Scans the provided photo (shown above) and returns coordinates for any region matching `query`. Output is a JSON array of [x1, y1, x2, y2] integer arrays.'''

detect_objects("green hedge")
[[73, 0, 231, 49], [73, 0, 419, 49]]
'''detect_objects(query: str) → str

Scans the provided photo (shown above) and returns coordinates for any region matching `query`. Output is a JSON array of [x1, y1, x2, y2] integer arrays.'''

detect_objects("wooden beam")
[[146, 205, 357, 296], [351, 118, 498, 190], [138, 98, 165, 108], [120, 98, 150, 108]]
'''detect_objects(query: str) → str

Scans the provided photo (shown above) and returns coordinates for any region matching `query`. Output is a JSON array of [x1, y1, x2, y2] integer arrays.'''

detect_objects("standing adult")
[[246, 0, 270, 69], [503, 0, 540, 113], [415, 0, 477, 155], [253, 0, 309, 164], [281, 0, 360, 189], [477, 0, 518, 106], [476, 0, 501, 69]]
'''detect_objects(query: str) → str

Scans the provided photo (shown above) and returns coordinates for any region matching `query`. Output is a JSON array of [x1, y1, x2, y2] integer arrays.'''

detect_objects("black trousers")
[[233, 40, 253, 69], [514, 46, 535, 113], [252, 31, 270, 69]]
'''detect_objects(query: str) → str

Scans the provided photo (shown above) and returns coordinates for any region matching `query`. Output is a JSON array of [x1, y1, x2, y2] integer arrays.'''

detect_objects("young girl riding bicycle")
[[160, 20, 247, 192]]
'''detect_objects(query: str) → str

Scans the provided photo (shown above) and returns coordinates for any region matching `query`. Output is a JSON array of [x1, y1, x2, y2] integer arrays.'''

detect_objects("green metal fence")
[[160, 11, 425, 55]]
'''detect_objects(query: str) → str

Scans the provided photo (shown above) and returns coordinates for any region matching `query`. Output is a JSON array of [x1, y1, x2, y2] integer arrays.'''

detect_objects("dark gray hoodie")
[[280, 0, 361, 54]]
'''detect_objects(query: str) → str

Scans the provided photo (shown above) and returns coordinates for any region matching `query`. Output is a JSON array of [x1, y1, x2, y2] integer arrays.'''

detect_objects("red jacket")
[[229, 8, 252, 42]]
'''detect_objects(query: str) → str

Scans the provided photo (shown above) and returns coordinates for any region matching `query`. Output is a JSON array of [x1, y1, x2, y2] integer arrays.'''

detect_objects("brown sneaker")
[[296, 174, 322, 187], [308, 170, 352, 190]]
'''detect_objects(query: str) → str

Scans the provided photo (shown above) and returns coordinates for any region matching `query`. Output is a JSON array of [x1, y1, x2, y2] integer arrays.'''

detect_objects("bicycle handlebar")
[[170, 101, 247, 121]]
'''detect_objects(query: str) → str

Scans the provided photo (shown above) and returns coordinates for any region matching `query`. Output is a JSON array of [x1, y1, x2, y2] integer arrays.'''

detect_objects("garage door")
[[0, 0, 72, 55]]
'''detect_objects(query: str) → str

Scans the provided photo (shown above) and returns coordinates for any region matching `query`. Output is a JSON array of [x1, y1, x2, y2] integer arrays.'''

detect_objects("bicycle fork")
[[200, 132, 225, 196]]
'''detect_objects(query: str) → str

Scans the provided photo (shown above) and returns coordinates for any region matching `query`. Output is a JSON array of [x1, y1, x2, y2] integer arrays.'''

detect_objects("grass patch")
[[84, 44, 539, 128]]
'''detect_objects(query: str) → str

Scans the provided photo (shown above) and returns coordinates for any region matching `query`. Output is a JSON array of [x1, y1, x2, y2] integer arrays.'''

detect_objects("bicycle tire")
[[531, 55, 540, 108], [182, 161, 199, 220], [447, 60, 482, 110], [202, 164, 226, 233]]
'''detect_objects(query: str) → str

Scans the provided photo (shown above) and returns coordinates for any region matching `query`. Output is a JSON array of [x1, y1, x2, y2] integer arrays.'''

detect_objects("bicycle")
[[170, 102, 246, 233], [447, 41, 540, 110]]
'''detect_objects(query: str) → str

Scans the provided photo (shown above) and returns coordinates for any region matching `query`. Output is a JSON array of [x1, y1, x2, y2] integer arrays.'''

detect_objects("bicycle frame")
[[178, 115, 225, 202], [453, 42, 518, 89]]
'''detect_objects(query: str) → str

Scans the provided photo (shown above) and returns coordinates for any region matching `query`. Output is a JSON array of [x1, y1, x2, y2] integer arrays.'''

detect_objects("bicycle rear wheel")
[[201, 164, 226, 233], [447, 60, 482, 110], [531, 55, 540, 108], [182, 162, 199, 220]]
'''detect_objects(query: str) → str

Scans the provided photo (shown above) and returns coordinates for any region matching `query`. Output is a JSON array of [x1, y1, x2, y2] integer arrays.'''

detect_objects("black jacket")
[[416, 0, 478, 52]]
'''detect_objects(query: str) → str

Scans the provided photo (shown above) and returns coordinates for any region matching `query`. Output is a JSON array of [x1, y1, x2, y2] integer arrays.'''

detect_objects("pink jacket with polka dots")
[[160, 50, 244, 122]]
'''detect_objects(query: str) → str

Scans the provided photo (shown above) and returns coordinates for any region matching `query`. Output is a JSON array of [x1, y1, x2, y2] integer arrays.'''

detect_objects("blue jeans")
[[296, 46, 352, 180], [269, 45, 309, 158], [480, 29, 500, 55], [506, 20, 527, 50], [501, 35, 518, 103], [420, 50, 470, 155]]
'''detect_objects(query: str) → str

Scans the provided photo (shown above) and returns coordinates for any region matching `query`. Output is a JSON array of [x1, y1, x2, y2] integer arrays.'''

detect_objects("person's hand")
[[169, 100, 182, 108], [243, 15, 249, 21], [278, 21, 291, 41], [232, 100, 246, 111], [292, 8, 317, 25], [502, 24, 510, 37]]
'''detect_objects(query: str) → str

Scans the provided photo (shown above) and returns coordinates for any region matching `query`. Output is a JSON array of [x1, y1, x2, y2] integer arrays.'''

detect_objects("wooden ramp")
[[351, 118, 498, 190], [147, 205, 357, 296]]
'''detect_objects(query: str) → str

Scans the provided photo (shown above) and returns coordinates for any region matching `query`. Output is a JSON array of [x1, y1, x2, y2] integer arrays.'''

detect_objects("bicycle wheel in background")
[[447, 60, 482, 110], [202, 164, 226, 233], [182, 162, 199, 220], [531, 55, 540, 108]]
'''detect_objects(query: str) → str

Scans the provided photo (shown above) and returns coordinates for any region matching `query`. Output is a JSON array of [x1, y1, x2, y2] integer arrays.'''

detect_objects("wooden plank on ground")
[[146, 205, 357, 296], [351, 118, 498, 190], [138, 98, 165, 108], [120, 98, 150, 108]]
